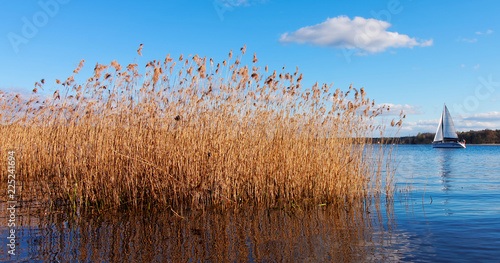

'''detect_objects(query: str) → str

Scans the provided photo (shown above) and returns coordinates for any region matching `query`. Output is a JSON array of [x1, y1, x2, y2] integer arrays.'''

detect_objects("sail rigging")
[[433, 105, 458, 142], [432, 104, 465, 148]]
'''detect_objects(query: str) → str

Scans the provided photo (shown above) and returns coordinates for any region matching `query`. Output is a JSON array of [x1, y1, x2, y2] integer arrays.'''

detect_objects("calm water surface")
[[1, 145, 499, 262], [391, 145, 500, 262]]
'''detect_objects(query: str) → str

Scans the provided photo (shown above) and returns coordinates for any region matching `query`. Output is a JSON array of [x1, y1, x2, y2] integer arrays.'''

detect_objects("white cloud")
[[475, 29, 494, 35], [419, 39, 434, 47], [218, 0, 266, 7], [474, 64, 480, 70], [457, 121, 498, 131], [395, 111, 500, 135], [458, 38, 478, 43], [400, 120, 437, 132], [460, 111, 500, 122], [415, 112, 500, 132], [457, 29, 492, 44], [377, 103, 424, 116], [279, 16, 433, 54], [0, 86, 38, 100]]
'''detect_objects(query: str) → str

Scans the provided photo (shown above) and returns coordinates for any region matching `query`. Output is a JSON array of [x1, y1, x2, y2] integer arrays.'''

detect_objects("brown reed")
[[0, 46, 401, 210]]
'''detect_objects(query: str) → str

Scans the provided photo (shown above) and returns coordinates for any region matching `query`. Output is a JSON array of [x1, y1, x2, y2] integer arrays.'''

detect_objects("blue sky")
[[1, 0, 499, 135]]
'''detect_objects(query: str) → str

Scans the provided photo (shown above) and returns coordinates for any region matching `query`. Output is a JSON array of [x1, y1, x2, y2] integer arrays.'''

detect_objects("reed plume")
[[0, 46, 400, 210]]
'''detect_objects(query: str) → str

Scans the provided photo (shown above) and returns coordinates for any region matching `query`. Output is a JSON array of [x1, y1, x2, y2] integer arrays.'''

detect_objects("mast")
[[432, 104, 465, 147]]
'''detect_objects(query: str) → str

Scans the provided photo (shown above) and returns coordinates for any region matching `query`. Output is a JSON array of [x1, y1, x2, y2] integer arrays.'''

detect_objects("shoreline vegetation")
[[373, 129, 500, 145], [0, 46, 402, 212]]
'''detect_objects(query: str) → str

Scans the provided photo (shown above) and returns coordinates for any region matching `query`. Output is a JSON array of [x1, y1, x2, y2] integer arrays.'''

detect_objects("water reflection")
[[391, 146, 500, 261], [3, 146, 500, 262], [1, 200, 410, 262], [435, 149, 455, 192]]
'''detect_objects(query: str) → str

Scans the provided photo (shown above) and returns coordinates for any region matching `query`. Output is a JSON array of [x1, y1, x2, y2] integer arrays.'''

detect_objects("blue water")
[[390, 145, 500, 262], [1, 145, 499, 262]]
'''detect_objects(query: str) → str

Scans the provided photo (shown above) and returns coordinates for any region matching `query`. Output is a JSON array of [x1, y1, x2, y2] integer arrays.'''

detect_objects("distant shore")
[[372, 129, 500, 145], [371, 142, 500, 145]]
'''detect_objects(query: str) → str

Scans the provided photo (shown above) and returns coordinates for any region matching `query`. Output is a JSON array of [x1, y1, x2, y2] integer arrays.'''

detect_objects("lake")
[[1, 145, 499, 262], [390, 145, 500, 262]]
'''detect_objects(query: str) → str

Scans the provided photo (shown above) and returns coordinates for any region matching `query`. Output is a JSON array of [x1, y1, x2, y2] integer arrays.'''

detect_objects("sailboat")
[[432, 104, 466, 148]]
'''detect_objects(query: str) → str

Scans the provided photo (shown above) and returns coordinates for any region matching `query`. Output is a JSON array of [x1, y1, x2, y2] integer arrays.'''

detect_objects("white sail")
[[433, 104, 459, 143], [442, 105, 459, 139], [432, 104, 465, 148], [433, 113, 444, 142]]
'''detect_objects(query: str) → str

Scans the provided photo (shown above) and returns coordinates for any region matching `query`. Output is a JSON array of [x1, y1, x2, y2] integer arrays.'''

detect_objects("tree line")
[[372, 129, 500, 144]]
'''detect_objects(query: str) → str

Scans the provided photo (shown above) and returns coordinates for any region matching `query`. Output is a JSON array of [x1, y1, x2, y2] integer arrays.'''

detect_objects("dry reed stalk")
[[0, 46, 402, 211]]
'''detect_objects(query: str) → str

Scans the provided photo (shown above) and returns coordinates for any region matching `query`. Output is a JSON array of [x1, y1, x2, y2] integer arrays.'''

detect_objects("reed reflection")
[[5, 199, 403, 262]]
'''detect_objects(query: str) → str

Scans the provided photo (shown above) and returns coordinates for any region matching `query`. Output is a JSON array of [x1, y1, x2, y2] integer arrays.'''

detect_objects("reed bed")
[[0, 46, 401, 210]]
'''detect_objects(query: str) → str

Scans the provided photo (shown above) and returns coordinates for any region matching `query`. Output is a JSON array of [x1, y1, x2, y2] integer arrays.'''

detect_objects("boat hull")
[[432, 142, 466, 148]]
